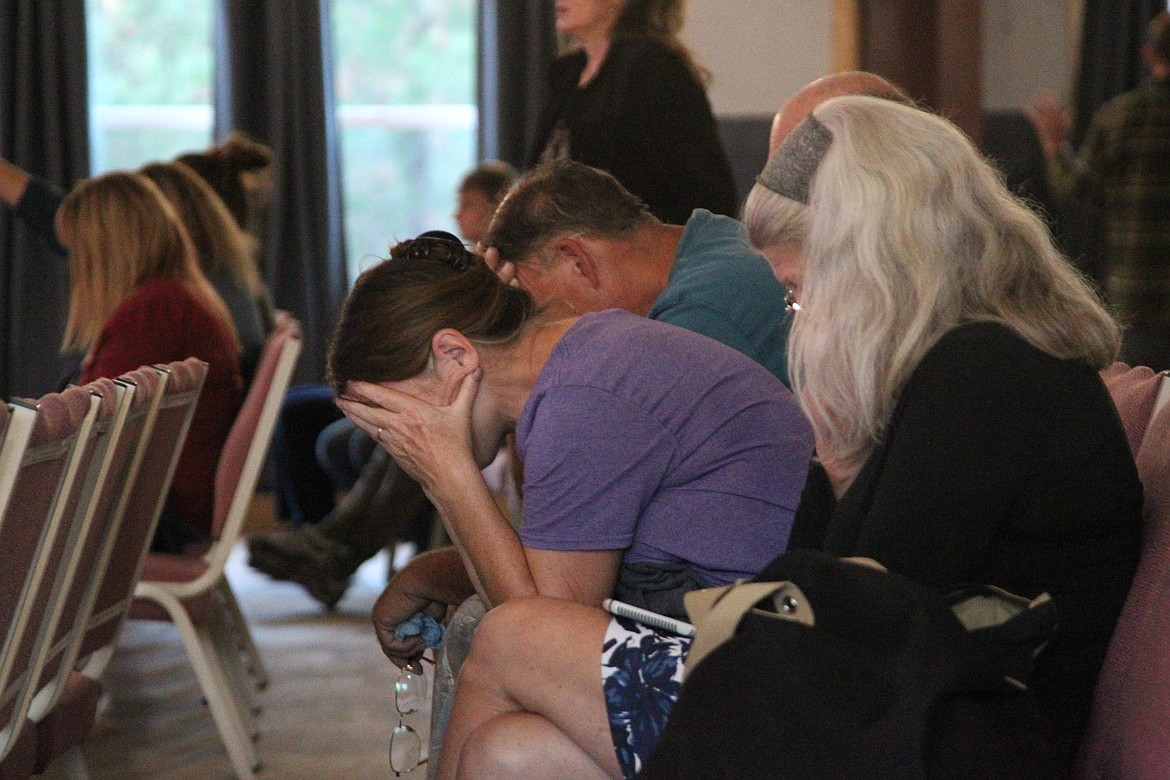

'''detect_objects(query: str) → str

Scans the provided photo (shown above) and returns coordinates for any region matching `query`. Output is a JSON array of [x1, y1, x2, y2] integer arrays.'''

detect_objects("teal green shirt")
[[648, 209, 792, 385]]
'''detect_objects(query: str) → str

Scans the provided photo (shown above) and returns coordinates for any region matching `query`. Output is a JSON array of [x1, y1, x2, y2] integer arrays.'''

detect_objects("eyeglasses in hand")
[[390, 658, 434, 776]]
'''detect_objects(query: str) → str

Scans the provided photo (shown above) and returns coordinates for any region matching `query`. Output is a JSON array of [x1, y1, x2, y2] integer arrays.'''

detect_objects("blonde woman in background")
[[58, 172, 244, 552]]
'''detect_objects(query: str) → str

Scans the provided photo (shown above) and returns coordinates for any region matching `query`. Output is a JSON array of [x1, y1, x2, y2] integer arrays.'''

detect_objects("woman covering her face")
[[331, 230, 813, 779]]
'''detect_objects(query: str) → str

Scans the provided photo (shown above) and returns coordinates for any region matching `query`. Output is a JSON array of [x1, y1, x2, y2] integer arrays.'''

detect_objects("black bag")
[[638, 549, 1063, 779]]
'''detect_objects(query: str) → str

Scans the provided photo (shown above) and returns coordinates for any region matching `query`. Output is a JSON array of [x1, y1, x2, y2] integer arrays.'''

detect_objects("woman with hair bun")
[[140, 160, 275, 382], [176, 130, 273, 240], [332, 230, 811, 779], [742, 95, 1141, 769]]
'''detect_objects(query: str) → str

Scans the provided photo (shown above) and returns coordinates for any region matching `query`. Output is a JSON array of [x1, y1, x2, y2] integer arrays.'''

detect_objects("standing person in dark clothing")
[[1029, 11, 1170, 371], [530, 0, 737, 223]]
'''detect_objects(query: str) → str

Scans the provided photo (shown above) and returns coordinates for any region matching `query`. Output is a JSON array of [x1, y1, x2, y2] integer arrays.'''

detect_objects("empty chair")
[[1076, 370, 1170, 778], [30, 361, 204, 777], [72, 361, 205, 668], [22, 378, 130, 776], [0, 386, 103, 779], [130, 317, 302, 779], [0, 398, 19, 517]]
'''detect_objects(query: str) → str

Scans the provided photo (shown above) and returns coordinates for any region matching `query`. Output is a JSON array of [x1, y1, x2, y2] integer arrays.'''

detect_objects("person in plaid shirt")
[[1030, 11, 1170, 371]]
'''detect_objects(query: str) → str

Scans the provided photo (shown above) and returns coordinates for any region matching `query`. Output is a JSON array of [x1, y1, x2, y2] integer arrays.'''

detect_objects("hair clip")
[[406, 230, 474, 271]]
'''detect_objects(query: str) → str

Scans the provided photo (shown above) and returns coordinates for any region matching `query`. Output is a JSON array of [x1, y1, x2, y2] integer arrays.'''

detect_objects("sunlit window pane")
[[332, 0, 477, 281], [86, 0, 214, 174]]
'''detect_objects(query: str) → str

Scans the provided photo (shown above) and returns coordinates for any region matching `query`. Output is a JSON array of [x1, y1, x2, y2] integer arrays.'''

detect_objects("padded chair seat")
[[129, 554, 214, 624], [32, 673, 100, 774], [1076, 370, 1170, 777]]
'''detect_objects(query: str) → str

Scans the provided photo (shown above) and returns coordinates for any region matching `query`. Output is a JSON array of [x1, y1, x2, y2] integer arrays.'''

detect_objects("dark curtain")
[[0, 1, 87, 399], [1072, 0, 1164, 142], [477, 0, 557, 167], [212, 0, 347, 385]]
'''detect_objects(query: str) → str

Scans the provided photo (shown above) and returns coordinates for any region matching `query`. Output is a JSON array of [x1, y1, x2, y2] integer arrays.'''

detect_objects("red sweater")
[[81, 278, 243, 538]]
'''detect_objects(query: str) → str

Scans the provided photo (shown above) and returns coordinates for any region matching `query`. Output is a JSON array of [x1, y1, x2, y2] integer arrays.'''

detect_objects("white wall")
[[684, 0, 1083, 116], [981, 0, 1079, 110], [683, 1, 834, 117]]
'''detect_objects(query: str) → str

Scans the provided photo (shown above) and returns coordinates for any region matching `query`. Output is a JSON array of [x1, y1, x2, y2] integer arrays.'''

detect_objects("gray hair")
[[748, 95, 1119, 469], [483, 160, 658, 267]]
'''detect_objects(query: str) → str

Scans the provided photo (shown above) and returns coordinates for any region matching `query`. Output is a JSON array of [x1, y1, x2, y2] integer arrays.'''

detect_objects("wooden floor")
[[40, 524, 430, 780]]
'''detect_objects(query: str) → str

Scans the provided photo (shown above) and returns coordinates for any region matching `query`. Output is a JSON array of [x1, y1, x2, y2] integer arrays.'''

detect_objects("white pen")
[[602, 599, 696, 637]]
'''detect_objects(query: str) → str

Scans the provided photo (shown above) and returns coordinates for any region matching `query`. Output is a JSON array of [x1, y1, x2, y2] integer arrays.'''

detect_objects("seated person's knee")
[[461, 597, 560, 681], [457, 717, 532, 780]]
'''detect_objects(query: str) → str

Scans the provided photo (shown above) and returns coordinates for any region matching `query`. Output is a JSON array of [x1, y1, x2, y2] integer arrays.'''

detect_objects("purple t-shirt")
[[516, 309, 813, 586]]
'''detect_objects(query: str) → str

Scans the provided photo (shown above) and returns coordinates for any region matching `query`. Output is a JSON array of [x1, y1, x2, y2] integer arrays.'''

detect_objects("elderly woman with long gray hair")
[[742, 95, 1139, 769]]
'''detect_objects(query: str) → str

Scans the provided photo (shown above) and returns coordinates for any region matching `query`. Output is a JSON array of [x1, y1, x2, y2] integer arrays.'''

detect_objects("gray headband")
[[756, 113, 834, 204]]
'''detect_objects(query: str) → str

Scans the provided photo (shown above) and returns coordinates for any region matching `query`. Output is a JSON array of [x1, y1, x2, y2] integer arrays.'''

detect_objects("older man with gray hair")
[[485, 158, 793, 383]]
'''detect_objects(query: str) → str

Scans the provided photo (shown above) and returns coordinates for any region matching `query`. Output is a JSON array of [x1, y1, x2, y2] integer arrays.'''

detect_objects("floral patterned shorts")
[[600, 616, 692, 779]]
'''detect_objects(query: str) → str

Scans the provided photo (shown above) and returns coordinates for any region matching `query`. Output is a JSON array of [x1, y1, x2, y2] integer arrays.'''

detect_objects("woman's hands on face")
[[336, 369, 483, 492]]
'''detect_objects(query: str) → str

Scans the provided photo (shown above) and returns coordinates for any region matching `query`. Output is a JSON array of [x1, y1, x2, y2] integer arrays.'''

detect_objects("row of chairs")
[[0, 315, 301, 780]]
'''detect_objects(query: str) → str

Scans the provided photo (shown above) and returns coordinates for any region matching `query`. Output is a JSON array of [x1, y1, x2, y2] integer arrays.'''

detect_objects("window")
[[332, 0, 477, 281], [86, 0, 214, 174], [86, 0, 476, 284]]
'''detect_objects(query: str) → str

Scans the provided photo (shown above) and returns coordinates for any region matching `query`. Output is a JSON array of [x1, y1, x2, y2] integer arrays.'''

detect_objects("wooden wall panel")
[[858, 0, 982, 142]]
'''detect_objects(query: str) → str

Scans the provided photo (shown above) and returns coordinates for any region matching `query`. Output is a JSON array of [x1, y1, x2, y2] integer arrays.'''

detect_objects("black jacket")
[[527, 35, 737, 224]]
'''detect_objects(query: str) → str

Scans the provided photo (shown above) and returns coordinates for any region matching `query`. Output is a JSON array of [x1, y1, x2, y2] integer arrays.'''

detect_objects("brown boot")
[[247, 529, 355, 609], [247, 449, 435, 608]]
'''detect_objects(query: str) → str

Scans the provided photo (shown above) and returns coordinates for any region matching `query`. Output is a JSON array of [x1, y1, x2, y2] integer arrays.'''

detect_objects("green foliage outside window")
[[87, 0, 477, 283], [87, 0, 213, 105], [333, 0, 477, 281], [87, 0, 214, 171]]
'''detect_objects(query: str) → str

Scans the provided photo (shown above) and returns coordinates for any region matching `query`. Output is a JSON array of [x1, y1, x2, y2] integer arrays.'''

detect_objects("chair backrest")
[[76, 359, 207, 662], [202, 316, 301, 577], [1076, 370, 1170, 779], [0, 386, 101, 762], [28, 377, 137, 721], [1101, 362, 1164, 458], [0, 400, 21, 522]]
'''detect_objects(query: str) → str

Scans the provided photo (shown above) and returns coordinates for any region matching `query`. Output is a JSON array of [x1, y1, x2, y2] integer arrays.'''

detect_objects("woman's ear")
[[431, 329, 480, 379]]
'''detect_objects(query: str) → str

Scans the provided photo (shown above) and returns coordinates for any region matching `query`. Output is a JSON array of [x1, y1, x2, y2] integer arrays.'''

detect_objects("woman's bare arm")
[[339, 374, 623, 609]]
